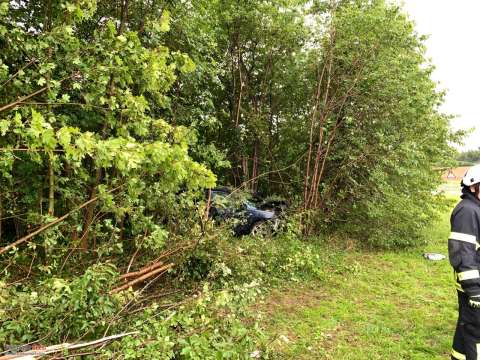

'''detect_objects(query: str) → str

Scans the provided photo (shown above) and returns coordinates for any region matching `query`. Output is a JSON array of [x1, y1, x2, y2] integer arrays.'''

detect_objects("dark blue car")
[[207, 187, 286, 236]]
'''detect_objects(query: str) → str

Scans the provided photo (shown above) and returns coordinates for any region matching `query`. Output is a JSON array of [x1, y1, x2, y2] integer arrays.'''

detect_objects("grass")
[[258, 206, 458, 359], [438, 180, 461, 198]]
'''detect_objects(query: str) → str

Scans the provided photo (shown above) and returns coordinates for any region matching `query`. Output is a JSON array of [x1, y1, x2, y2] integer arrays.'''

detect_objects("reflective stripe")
[[452, 348, 466, 360], [458, 270, 480, 281], [455, 271, 466, 292], [450, 232, 478, 245], [477, 343, 480, 360]]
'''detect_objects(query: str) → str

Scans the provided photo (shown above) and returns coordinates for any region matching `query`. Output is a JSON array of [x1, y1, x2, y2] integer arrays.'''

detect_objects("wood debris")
[[0, 332, 138, 359], [111, 262, 174, 294]]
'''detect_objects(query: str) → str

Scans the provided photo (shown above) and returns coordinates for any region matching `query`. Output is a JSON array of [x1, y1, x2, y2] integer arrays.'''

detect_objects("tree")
[[300, 0, 455, 245], [0, 0, 214, 266], [457, 148, 480, 165]]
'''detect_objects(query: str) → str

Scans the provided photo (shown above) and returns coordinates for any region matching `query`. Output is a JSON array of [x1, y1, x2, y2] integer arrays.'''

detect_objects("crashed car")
[[206, 187, 287, 236]]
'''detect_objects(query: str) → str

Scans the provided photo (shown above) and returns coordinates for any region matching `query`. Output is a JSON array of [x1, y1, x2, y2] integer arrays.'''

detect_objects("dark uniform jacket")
[[449, 190, 480, 297]]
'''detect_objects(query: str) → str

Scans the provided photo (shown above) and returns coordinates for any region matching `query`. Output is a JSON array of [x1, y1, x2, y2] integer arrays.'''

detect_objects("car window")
[[211, 192, 232, 209], [210, 189, 255, 209]]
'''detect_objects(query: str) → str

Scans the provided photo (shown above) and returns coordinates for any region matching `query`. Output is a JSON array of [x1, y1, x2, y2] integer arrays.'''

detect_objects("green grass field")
[[259, 206, 459, 359], [439, 180, 461, 198]]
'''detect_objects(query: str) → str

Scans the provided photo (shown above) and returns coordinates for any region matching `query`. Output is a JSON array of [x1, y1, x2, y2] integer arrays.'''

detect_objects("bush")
[[178, 216, 340, 288], [0, 264, 121, 345], [104, 282, 267, 359], [0, 214, 335, 357], [338, 168, 452, 248]]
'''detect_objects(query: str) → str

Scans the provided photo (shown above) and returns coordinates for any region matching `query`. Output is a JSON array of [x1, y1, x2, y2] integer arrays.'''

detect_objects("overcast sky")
[[398, 0, 480, 151]]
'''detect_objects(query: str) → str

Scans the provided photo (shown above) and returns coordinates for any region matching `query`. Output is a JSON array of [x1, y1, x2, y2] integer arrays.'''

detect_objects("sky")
[[398, 0, 480, 151]]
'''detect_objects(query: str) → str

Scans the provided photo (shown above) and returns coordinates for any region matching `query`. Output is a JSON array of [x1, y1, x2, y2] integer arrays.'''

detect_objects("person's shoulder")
[[453, 198, 480, 217]]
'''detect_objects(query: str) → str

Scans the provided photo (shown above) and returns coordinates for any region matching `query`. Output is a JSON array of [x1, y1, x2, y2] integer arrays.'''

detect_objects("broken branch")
[[0, 185, 122, 256], [111, 263, 174, 294], [120, 261, 165, 281]]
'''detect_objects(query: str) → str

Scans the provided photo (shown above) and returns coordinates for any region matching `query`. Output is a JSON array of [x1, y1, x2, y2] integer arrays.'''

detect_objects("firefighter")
[[449, 165, 480, 359]]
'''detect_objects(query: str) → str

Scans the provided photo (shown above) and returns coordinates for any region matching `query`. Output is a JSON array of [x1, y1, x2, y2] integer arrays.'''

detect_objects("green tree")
[[301, 0, 455, 245], [0, 0, 214, 269], [457, 148, 480, 165]]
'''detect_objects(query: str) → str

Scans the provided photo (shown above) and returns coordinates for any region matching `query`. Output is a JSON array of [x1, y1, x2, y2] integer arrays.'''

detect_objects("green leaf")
[[159, 10, 171, 32], [0, 119, 10, 136], [56, 127, 73, 148], [0, 2, 8, 16]]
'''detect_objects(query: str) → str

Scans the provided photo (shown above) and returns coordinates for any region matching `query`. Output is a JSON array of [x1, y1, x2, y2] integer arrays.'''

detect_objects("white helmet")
[[463, 165, 480, 186]]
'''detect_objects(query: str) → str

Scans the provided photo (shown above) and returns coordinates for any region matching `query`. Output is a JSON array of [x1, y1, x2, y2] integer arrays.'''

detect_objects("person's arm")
[[449, 207, 480, 297]]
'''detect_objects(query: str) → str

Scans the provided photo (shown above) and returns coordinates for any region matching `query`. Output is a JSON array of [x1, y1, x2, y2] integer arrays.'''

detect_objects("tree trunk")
[[302, 14, 338, 212], [304, 63, 326, 209], [47, 156, 55, 216], [118, 0, 129, 34], [252, 140, 259, 192], [80, 167, 102, 250], [0, 192, 2, 241]]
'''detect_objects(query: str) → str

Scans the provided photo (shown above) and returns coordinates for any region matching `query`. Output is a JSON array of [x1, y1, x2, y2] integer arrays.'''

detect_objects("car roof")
[[211, 187, 232, 194]]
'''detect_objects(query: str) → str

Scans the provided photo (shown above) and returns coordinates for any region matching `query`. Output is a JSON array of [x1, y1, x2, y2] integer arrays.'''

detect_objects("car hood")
[[245, 204, 275, 219]]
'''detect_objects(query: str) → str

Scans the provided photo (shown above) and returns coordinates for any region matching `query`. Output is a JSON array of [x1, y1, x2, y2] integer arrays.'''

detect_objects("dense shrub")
[[0, 264, 120, 344], [106, 282, 266, 359]]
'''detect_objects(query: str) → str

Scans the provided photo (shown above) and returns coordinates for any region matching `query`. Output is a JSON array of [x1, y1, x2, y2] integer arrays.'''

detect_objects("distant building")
[[442, 166, 470, 181]]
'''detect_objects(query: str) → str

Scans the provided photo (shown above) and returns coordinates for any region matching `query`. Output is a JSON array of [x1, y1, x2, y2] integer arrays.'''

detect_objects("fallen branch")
[[121, 242, 193, 279], [0, 185, 122, 256], [0, 197, 99, 256], [0, 332, 139, 359], [120, 260, 164, 281], [110, 263, 174, 294]]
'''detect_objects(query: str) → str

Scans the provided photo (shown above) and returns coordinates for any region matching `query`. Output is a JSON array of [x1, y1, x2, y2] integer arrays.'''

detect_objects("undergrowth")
[[1, 216, 345, 359]]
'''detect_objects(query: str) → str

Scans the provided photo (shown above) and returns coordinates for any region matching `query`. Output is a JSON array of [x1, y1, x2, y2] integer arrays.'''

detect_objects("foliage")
[[159, 0, 456, 247], [0, 216, 333, 355], [0, 0, 216, 349], [299, 0, 456, 246], [106, 282, 266, 359], [0, 0, 215, 278], [457, 148, 480, 165], [103, 218, 345, 359], [179, 217, 338, 288], [0, 264, 120, 344], [0, 0, 460, 354]]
